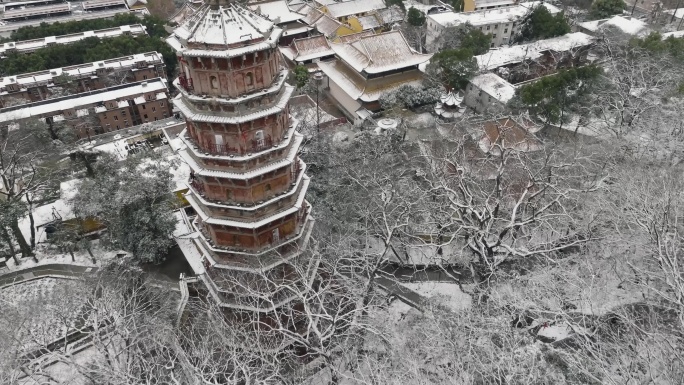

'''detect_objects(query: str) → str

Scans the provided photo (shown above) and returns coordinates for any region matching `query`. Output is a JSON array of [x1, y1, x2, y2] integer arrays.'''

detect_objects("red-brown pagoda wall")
[[202, 212, 299, 250], [183, 49, 280, 98]]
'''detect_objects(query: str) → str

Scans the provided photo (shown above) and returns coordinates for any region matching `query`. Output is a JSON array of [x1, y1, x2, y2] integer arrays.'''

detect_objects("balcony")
[[178, 74, 193, 92], [187, 134, 274, 157]]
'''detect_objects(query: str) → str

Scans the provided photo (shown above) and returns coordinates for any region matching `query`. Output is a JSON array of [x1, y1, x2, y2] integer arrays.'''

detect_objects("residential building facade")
[[0, 52, 166, 107], [167, 1, 315, 332], [0, 78, 171, 138], [425, 2, 561, 51]]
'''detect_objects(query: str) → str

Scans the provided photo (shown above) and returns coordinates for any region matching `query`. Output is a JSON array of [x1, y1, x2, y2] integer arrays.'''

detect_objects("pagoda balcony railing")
[[187, 135, 275, 157], [178, 75, 193, 92], [187, 162, 305, 210]]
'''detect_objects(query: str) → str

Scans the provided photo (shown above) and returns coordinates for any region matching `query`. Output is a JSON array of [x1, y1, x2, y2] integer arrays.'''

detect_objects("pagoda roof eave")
[[167, 27, 282, 59], [174, 85, 295, 124]]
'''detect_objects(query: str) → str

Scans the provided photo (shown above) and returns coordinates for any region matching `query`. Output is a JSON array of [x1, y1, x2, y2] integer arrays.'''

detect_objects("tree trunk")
[[86, 246, 96, 264], [69, 250, 75, 263], [46, 117, 59, 140], [82, 153, 95, 178], [26, 192, 35, 249], [1, 226, 19, 265], [10, 219, 34, 261]]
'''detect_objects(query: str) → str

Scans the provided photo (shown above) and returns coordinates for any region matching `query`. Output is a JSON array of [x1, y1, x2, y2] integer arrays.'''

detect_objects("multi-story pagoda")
[[167, 0, 315, 327]]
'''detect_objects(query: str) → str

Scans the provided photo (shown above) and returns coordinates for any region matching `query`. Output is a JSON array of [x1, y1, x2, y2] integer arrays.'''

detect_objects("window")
[[487, 26, 490, 30], [493, 34, 497, 38], [254, 130, 264, 147], [152, 107, 156, 112], [142, 104, 146, 110], [245, 72, 254, 87], [144, 114, 148, 119], [121, 110, 126, 116], [160, 102, 164, 107], [114, 116, 118, 121], [272, 228, 280, 243], [116, 125, 120, 129], [265, 184, 271, 192], [124, 120, 128, 126], [210, 75, 218, 89], [214, 134, 224, 148], [490, 42, 495, 47], [226, 190, 232, 200]]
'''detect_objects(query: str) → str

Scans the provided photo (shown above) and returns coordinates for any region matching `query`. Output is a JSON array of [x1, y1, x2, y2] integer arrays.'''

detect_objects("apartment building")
[[0, 52, 165, 107], [426, 1, 561, 51], [0, 78, 171, 138], [0, 24, 147, 56]]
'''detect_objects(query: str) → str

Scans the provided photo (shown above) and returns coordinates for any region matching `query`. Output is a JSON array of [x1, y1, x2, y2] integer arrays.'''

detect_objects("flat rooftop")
[[0, 23, 146, 54]]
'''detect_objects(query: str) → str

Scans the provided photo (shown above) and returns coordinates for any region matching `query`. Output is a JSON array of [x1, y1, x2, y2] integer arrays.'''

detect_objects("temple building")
[[317, 30, 432, 124], [167, 0, 315, 335]]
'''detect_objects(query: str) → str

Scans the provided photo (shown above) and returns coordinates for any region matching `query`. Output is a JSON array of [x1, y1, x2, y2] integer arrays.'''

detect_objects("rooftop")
[[475, 32, 594, 70], [171, 3, 279, 48], [427, 1, 560, 27], [249, 0, 305, 24], [318, 59, 425, 102], [323, 0, 386, 19], [470, 73, 516, 103], [0, 52, 163, 92], [578, 15, 650, 37], [279, 35, 334, 62], [0, 24, 147, 56], [330, 30, 432, 74]]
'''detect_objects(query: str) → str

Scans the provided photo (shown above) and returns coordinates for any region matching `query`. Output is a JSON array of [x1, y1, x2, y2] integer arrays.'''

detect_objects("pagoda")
[[167, 0, 315, 327]]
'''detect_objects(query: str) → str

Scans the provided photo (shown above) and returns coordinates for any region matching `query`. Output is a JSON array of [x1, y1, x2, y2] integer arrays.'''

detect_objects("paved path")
[[0, 263, 97, 288]]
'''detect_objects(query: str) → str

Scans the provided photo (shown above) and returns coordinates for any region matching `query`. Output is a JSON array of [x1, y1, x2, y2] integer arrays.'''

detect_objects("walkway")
[[0, 263, 97, 288]]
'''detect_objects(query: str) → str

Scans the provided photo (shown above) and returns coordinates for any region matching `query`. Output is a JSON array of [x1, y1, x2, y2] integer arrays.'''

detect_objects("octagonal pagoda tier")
[[168, 1, 315, 313]]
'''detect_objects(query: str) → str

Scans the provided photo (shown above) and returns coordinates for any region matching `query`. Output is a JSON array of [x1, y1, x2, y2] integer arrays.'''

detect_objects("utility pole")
[[313, 72, 324, 135]]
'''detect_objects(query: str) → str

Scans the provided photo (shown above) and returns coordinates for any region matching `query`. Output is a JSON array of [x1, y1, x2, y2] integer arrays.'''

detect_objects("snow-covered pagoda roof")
[[329, 30, 432, 75], [168, 2, 282, 53]]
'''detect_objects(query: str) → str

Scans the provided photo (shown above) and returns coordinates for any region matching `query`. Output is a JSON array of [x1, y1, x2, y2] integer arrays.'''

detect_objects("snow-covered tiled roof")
[[172, 3, 279, 47], [301, 4, 324, 24], [330, 30, 432, 74], [314, 13, 343, 36], [318, 59, 425, 102], [377, 5, 404, 24], [475, 32, 594, 71], [357, 14, 382, 30], [662, 30, 684, 39], [577, 15, 651, 37], [337, 30, 375, 42], [280, 35, 334, 62], [470, 73, 515, 103], [427, 1, 560, 28], [324, 0, 386, 19], [249, 0, 305, 24]]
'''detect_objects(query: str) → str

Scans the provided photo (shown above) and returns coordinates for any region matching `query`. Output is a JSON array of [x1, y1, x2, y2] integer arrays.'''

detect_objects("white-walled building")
[[426, 1, 561, 51], [464, 73, 515, 113]]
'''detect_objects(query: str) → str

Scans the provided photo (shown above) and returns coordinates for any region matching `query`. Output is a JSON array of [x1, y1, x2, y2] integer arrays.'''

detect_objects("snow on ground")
[[0, 277, 84, 353], [3, 241, 121, 272], [400, 281, 472, 311]]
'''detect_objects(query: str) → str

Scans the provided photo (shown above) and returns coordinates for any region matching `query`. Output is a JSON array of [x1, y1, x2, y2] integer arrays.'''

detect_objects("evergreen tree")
[[407, 7, 426, 27], [293, 65, 310, 89], [516, 6, 571, 42], [426, 48, 477, 90], [588, 0, 625, 20]]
